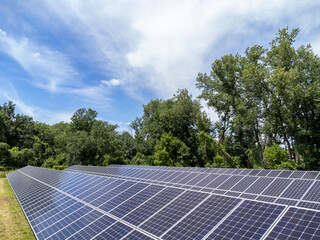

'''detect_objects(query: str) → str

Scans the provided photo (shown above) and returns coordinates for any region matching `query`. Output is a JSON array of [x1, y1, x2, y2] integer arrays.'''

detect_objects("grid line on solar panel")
[[139, 191, 209, 237], [161, 194, 241, 240], [45, 208, 103, 240], [67, 215, 119, 240], [32, 201, 83, 229], [12, 165, 320, 240], [99, 183, 149, 212], [205, 200, 286, 240], [264, 207, 320, 240], [122, 230, 154, 240], [302, 181, 320, 202], [67, 166, 320, 207], [123, 188, 185, 226], [89, 221, 132, 240], [229, 176, 259, 192], [280, 179, 313, 199], [110, 185, 165, 218], [16, 169, 159, 240]]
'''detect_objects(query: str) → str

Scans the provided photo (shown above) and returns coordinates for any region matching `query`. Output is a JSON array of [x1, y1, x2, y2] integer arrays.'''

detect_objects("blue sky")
[[0, 1, 320, 132]]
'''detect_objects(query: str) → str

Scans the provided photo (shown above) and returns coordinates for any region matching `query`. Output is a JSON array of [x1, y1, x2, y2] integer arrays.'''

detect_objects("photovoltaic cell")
[[245, 177, 274, 194], [125, 230, 154, 240], [298, 201, 320, 211], [89, 222, 132, 240], [206, 200, 285, 240], [302, 171, 319, 180], [69, 215, 116, 240], [123, 188, 184, 226], [44, 207, 100, 240], [8, 165, 320, 240], [99, 183, 148, 212], [265, 208, 320, 240], [266, 170, 282, 177], [230, 176, 258, 192], [217, 175, 244, 190], [205, 175, 230, 189], [140, 191, 208, 237], [90, 181, 136, 207], [261, 178, 293, 197], [289, 171, 305, 179], [303, 181, 320, 202], [162, 195, 241, 240], [110, 185, 165, 218], [280, 179, 313, 199], [195, 174, 220, 187], [278, 171, 293, 178]]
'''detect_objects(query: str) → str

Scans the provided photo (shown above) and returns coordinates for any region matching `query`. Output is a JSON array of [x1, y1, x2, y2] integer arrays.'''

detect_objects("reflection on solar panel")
[[7, 165, 320, 240]]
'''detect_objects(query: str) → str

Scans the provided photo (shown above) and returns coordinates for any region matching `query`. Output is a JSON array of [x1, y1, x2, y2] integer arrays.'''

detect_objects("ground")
[[0, 171, 35, 240]]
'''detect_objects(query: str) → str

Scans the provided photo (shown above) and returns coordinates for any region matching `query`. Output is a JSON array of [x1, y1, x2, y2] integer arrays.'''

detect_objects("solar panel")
[[205, 200, 286, 239], [7, 165, 320, 240], [265, 208, 320, 240], [162, 195, 241, 240], [139, 191, 208, 237]]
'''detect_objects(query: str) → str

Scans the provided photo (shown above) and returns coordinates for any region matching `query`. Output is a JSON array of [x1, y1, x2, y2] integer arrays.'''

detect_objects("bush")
[[52, 165, 68, 170], [0, 166, 6, 171], [264, 143, 289, 169]]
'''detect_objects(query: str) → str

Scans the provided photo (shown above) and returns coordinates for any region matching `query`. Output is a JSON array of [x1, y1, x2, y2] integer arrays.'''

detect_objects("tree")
[[133, 89, 210, 165], [154, 133, 190, 166], [70, 108, 98, 132], [197, 27, 320, 169]]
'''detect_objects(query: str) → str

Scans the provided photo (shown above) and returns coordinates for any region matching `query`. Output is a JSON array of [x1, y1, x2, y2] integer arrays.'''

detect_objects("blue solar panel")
[[162, 195, 241, 240], [110, 185, 165, 218], [99, 183, 148, 212], [280, 179, 313, 199], [139, 191, 208, 237], [265, 208, 320, 240], [123, 188, 185, 226], [94, 222, 133, 239], [206, 200, 285, 240], [302, 181, 320, 202], [8, 165, 320, 240]]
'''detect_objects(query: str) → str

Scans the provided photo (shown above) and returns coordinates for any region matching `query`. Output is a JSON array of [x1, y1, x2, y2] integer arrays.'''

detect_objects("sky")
[[0, 0, 320, 132]]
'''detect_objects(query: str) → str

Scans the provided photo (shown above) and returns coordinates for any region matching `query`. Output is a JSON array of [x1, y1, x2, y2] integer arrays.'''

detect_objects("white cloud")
[[0, 79, 74, 124], [0, 33, 78, 92], [0, 31, 116, 104], [2, 1, 320, 125], [0, 81, 37, 117], [27, 0, 320, 100], [101, 79, 121, 87], [0, 29, 6, 36]]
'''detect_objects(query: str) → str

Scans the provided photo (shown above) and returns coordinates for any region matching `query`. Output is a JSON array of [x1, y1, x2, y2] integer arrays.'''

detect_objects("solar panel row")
[[7, 165, 320, 240], [66, 165, 320, 209]]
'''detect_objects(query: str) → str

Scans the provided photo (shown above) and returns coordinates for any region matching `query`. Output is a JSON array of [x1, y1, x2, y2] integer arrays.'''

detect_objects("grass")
[[0, 171, 35, 240]]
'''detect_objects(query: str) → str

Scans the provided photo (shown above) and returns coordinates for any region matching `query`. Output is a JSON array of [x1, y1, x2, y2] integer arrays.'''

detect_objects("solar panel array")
[[7, 165, 320, 240]]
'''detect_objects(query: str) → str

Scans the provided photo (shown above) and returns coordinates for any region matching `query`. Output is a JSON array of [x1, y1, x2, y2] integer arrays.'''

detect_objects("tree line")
[[1, 28, 319, 170]]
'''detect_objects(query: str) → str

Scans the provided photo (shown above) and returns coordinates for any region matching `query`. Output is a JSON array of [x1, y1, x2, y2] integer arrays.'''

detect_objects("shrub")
[[264, 143, 289, 169], [52, 165, 68, 170]]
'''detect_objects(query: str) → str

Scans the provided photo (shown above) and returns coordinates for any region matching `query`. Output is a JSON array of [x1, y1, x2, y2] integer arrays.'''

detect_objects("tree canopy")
[[1, 28, 319, 170]]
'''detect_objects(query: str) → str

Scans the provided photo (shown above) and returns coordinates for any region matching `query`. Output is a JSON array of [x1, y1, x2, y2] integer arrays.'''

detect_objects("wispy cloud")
[[0, 30, 77, 92], [0, 79, 74, 124], [1, 0, 320, 125], [101, 79, 121, 87], [0, 80, 37, 117], [0, 29, 115, 104], [24, 0, 320, 99]]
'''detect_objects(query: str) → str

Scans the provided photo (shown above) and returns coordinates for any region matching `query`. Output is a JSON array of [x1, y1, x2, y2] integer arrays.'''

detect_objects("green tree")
[[70, 108, 98, 132], [154, 133, 190, 166]]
